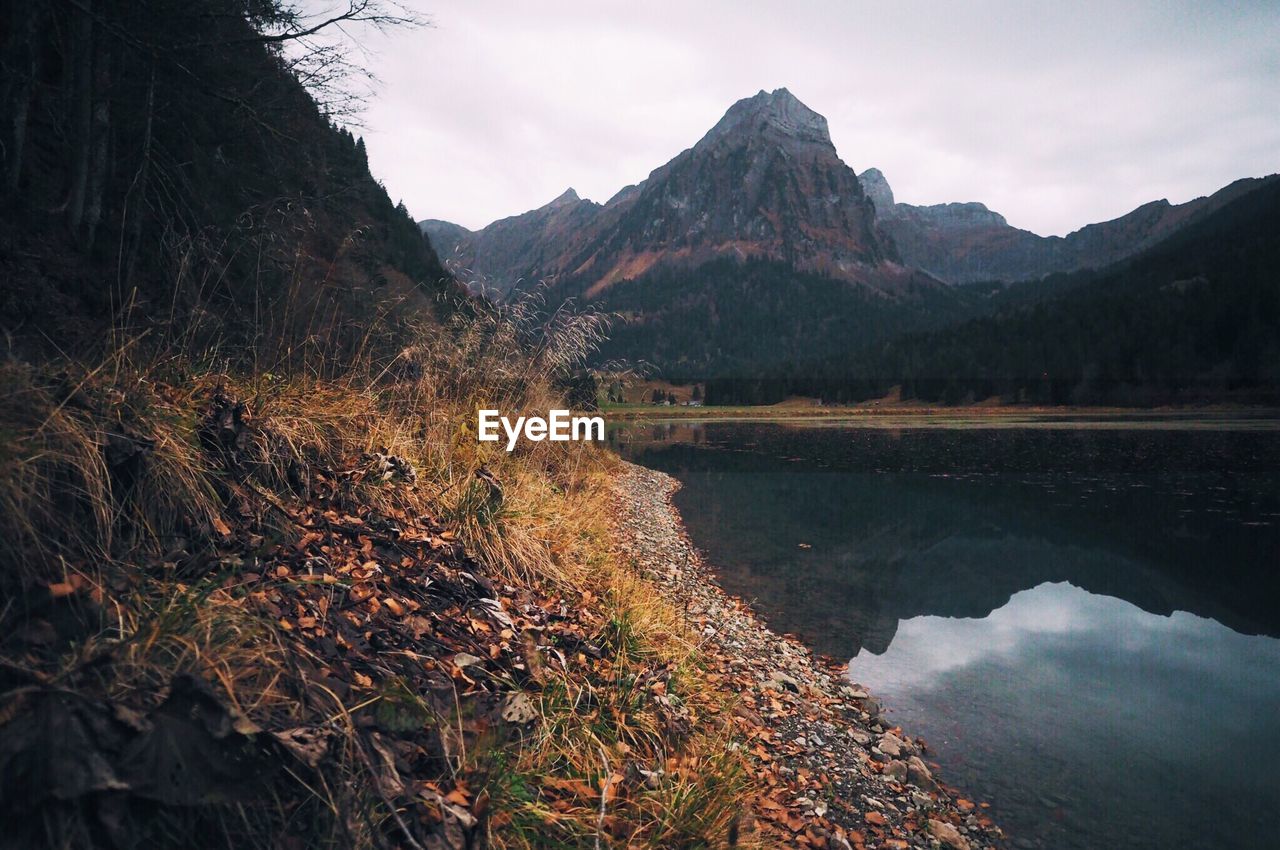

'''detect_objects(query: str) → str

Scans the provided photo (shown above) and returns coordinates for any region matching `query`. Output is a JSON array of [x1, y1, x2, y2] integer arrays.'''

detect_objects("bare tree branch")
[[181, 1, 424, 48]]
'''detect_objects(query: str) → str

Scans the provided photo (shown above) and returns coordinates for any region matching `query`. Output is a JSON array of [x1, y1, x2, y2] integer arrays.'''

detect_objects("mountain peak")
[[751, 86, 800, 109], [700, 87, 831, 148], [548, 187, 581, 208], [858, 168, 896, 216]]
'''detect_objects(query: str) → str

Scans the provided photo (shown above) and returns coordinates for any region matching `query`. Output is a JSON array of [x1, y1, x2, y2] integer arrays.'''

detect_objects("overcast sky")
[[344, 0, 1280, 236]]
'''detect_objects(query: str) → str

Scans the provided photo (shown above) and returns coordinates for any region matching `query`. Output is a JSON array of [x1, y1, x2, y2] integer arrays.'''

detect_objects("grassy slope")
[[0, 312, 751, 848]]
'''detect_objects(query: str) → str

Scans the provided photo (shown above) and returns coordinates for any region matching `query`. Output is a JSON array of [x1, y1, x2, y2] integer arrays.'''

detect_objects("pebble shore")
[[612, 463, 1006, 850]]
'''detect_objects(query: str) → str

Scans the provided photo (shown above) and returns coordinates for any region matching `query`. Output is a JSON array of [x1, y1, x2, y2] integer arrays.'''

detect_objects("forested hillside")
[[705, 178, 1280, 406], [1, 0, 453, 367], [593, 257, 994, 379]]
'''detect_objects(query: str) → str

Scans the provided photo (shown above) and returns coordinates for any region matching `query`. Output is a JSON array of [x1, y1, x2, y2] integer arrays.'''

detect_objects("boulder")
[[928, 819, 970, 850], [878, 732, 904, 758], [884, 760, 909, 783], [907, 755, 939, 793]]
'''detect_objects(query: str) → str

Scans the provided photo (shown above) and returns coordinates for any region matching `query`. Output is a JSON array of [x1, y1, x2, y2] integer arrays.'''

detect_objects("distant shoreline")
[[604, 403, 1280, 428]]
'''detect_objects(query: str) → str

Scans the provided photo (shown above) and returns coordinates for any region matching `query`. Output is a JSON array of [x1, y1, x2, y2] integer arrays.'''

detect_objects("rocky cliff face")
[[569, 88, 897, 294], [860, 169, 1278, 284], [423, 89, 921, 299]]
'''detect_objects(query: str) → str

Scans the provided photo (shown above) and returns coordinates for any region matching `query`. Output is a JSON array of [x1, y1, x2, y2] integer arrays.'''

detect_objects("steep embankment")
[[0, 336, 1004, 850], [0, 319, 757, 849]]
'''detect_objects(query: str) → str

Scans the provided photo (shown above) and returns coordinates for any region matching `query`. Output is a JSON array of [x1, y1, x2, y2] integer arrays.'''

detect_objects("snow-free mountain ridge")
[[423, 90, 1276, 294]]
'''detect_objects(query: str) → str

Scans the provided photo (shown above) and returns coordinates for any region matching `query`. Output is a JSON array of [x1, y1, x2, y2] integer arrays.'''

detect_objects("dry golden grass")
[[0, 293, 752, 849], [476, 517, 754, 850]]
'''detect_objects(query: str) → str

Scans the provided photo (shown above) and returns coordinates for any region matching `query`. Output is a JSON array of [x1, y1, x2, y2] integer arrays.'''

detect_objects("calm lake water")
[[613, 417, 1280, 850]]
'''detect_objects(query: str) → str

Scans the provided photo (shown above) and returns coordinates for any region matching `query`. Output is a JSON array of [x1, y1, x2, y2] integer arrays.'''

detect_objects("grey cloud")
[[351, 0, 1280, 236]]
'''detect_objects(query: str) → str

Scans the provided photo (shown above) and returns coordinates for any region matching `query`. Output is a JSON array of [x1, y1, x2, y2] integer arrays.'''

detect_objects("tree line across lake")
[[596, 179, 1280, 408]]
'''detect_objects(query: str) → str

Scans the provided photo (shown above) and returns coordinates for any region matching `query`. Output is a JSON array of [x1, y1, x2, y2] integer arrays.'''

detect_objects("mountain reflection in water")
[[851, 580, 1280, 850], [615, 418, 1280, 850], [614, 419, 1280, 657]]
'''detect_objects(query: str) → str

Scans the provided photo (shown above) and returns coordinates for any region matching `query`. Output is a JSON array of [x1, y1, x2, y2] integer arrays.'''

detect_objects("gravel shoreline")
[[612, 462, 1006, 850]]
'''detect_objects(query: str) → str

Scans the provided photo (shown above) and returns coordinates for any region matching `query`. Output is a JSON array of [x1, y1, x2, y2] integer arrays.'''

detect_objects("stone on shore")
[[878, 731, 904, 758], [928, 818, 971, 850], [907, 755, 940, 793]]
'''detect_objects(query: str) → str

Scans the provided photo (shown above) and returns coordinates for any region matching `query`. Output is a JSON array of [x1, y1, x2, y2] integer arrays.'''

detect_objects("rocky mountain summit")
[[567, 87, 903, 295], [423, 88, 922, 299], [702, 87, 834, 147]]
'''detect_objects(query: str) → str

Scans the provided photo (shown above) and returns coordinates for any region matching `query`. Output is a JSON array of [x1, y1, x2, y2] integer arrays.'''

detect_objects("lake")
[[613, 416, 1280, 850]]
